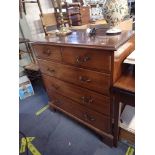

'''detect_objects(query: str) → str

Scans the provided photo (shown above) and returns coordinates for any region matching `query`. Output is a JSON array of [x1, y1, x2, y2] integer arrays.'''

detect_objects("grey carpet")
[[19, 80, 128, 155]]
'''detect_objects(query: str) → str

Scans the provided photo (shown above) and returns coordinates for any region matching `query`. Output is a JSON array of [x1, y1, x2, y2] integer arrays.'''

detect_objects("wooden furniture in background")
[[69, 6, 90, 30], [72, 0, 84, 5], [19, 0, 58, 36], [90, 18, 133, 30], [19, 38, 40, 80], [68, 5, 90, 26], [112, 53, 135, 146], [51, 1, 90, 27], [52, 1, 71, 28], [19, 0, 43, 18], [67, 3, 82, 26], [19, 38, 36, 63], [40, 13, 57, 36], [119, 128, 135, 145], [31, 30, 135, 146], [80, 6, 90, 25]]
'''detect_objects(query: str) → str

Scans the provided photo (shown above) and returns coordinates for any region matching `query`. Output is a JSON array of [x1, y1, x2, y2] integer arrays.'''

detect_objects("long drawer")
[[50, 93, 111, 133], [38, 59, 111, 95], [32, 44, 62, 61], [43, 75, 110, 115], [61, 47, 112, 73]]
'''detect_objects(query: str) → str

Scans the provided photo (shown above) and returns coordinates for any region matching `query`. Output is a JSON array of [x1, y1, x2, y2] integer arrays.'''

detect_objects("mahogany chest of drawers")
[[31, 30, 135, 146]]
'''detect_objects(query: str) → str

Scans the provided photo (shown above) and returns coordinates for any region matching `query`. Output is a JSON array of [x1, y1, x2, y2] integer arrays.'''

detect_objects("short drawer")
[[43, 75, 110, 115], [38, 60, 111, 95], [32, 44, 61, 61], [50, 93, 111, 133], [61, 47, 112, 73]]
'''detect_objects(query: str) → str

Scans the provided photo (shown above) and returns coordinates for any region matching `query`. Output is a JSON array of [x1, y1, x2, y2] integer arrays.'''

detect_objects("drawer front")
[[38, 60, 111, 95], [61, 47, 112, 73], [32, 44, 61, 61], [50, 93, 111, 133], [43, 75, 110, 115]]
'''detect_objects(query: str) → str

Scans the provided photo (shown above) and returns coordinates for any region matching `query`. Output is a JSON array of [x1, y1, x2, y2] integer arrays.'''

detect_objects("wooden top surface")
[[113, 73, 135, 93], [31, 29, 134, 51]]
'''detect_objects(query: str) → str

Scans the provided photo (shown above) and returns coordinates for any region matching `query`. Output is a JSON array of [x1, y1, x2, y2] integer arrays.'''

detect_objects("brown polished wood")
[[38, 59, 111, 95], [31, 30, 135, 147], [112, 66, 135, 147], [33, 44, 62, 61], [119, 128, 135, 144], [43, 74, 111, 115], [50, 93, 111, 133], [113, 74, 135, 93], [62, 47, 112, 73], [113, 35, 135, 83], [31, 30, 134, 50]]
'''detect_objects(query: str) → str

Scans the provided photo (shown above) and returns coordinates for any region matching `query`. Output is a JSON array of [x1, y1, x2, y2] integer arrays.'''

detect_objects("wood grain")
[[43, 74, 111, 115], [50, 93, 111, 133], [32, 44, 62, 62], [31, 30, 134, 51], [62, 47, 112, 73], [38, 59, 111, 95], [113, 35, 135, 83]]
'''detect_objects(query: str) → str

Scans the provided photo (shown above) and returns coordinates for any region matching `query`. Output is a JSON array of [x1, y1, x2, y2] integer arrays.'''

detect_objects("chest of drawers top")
[[31, 30, 134, 51], [32, 30, 135, 90]]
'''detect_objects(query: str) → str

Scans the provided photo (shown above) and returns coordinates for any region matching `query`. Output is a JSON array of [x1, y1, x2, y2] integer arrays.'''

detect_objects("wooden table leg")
[[113, 93, 120, 147]]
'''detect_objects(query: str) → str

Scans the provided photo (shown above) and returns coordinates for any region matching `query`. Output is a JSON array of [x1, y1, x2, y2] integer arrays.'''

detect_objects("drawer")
[[50, 93, 111, 133], [32, 44, 61, 61], [38, 60, 111, 95], [61, 47, 112, 73], [43, 75, 110, 115]]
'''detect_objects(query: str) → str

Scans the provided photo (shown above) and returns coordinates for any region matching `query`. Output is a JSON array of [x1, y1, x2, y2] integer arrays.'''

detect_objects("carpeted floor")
[[19, 79, 129, 155]]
